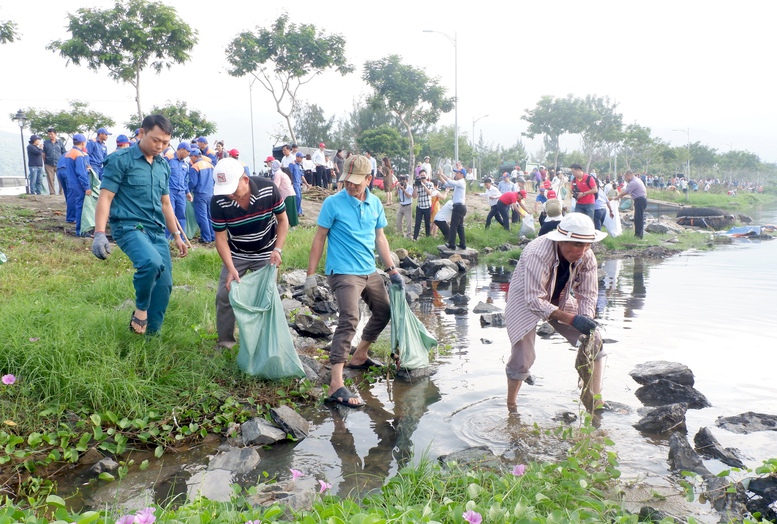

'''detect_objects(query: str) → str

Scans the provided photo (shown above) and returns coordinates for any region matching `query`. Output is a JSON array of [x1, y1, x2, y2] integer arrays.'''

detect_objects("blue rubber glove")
[[572, 315, 598, 334], [389, 272, 405, 289], [91, 232, 112, 260]]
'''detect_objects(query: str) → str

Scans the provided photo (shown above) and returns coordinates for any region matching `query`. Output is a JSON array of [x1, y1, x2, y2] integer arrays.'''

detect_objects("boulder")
[[434, 267, 458, 281], [715, 412, 777, 434], [395, 248, 409, 260], [448, 253, 463, 263], [79, 448, 104, 466], [480, 313, 505, 327], [405, 282, 423, 295], [483, 247, 494, 254], [311, 299, 338, 314], [497, 243, 519, 252], [738, 214, 753, 224], [249, 483, 316, 512], [633, 403, 687, 434], [646, 221, 686, 235], [208, 446, 261, 474], [294, 314, 332, 338], [90, 457, 119, 475], [405, 290, 420, 302], [536, 322, 555, 337], [300, 362, 319, 383], [745, 475, 777, 499], [241, 418, 287, 446], [448, 293, 469, 304], [629, 361, 695, 386], [668, 432, 710, 476], [281, 269, 307, 287], [472, 301, 502, 314], [421, 258, 458, 278], [293, 336, 318, 352], [634, 379, 710, 409], [298, 354, 322, 375], [271, 405, 309, 440], [406, 267, 424, 280], [400, 256, 420, 270], [693, 427, 745, 468], [437, 245, 479, 263], [456, 260, 470, 272], [388, 251, 400, 268], [637, 506, 675, 523], [444, 307, 467, 315], [438, 446, 502, 470], [281, 298, 302, 312]]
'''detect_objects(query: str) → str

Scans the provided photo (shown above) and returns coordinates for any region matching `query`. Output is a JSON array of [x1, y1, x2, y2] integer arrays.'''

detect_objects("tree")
[[47, 0, 197, 122], [576, 95, 623, 173], [522, 95, 579, 169], [1, 17, 19, 44], [418, 125, 473, 169], [363, 54, 454, 173], [225, 14, 353, 144], [357, 125, 405, 164], [293, 102, 336, 147], [125, 100, 216, 141], [621, 123, 654, 171], [13, 101, 115, 140]]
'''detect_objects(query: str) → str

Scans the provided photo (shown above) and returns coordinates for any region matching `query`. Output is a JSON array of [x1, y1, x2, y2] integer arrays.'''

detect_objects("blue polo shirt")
[[318, 188, 387, 276], [101, 142, 170, 232]]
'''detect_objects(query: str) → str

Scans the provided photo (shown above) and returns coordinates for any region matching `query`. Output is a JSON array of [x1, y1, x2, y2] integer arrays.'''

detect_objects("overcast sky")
[[1, 0, 775, 170]]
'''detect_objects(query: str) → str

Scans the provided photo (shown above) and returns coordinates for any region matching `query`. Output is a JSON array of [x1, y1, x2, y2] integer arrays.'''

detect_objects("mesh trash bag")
[[184, 200, 200, 240], [389, 283, 437, 370], [229, 265, 305, 379], [80, 170, 101, 234]]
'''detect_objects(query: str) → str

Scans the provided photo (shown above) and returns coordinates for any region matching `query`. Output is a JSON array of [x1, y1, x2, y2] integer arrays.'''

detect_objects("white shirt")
[[302, 158, 315, 171], [434, 200, 453, 222], [368, 156, 378, 175], [445, 177, 466, 204], [312, 149, 325, 166], [421, 162, 432, 177], [482, 186, 501, 206], [281, 153, 294, 168]]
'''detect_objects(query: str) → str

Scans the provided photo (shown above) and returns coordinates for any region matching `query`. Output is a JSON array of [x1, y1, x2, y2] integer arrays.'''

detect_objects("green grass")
[[647, 188, 776, 210]]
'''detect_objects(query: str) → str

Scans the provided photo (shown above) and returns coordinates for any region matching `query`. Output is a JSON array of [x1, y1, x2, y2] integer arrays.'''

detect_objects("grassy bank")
[[646, 188, 776, 211]]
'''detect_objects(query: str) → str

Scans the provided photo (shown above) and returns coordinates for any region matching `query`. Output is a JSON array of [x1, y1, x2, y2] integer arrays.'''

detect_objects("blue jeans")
[[574, 203, 595, 223], [111, 224, 173, 335], [594, 208, 607, 231], [192, 192, 214, 242], [29, 166, 45, 194]]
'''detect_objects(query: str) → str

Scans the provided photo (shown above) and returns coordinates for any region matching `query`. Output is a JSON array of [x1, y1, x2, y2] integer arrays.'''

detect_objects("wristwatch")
[[273, 248, 283, 255], [386, 265, 396, 273]]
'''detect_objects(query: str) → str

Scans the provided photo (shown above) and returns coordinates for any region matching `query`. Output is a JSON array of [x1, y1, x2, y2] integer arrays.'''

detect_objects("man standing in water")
[[91, 114, 187, 335], [305, 155, 404, 408], [504, 213, 607, 411]]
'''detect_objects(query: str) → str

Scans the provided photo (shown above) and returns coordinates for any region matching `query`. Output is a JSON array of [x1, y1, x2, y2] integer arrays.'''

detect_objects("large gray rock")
[[629, 361, 695, 386], [536, 322, 555, 337], [438, 446, 502, 470], [293, 336, 318, 352], [668, 432, 710, 476], [633, 403, 688, 434], [281, 270, 307, 287], [693, 427, 745, 468], [444, 306, 467, 315], [715, 412, 777, 434], [208, 446, 261, 474], [472, 301, 502, 314], [437, 245, 479, 263], [421, 258, 458, 278], [294, 314, 332, 338], [480, 313, 505, 327], [634, 379, 710, 409], [249, 482, 316, 511], [434, 267, 458, 281], [311, 299, 338, 314], [241, 418, 286, 446], [400, 256, 420, 269], [395, 248, 409, 260], [90, 457, 119, 475], [270, 405, 309, 440], [646, 220, 686, 235], [281, 298, 303, 312]]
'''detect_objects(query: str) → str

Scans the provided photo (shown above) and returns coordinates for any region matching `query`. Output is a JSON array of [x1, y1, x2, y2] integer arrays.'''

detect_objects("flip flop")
[[129, 313, 148, 335], [325, 387, 365, 408], [345, 357, 384, 371]]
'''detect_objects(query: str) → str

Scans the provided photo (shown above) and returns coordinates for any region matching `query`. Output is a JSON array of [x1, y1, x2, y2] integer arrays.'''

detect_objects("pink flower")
[[245, 521, 262, 524], [512, 464, 526, 476], [1, 374, 15, 385], [290, 468, 303, 481], [133, 507, 156, 524], [463, 510, 482, 524], [29, 338, 39, 342], [318, 479, 331, 493], [115, 516, 134, 524]]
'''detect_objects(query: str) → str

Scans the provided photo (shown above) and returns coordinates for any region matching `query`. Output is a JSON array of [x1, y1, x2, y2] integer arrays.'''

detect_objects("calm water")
[[73, 208, 777, 517]]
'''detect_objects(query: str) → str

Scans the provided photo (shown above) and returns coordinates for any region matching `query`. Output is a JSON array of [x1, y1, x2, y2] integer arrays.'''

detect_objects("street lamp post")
[[673, 127, 690, 202], [472, 114, 488, 177], [423, 29, 458, 167], [13, 109, 30, 194], [249, 78, 257, 175]]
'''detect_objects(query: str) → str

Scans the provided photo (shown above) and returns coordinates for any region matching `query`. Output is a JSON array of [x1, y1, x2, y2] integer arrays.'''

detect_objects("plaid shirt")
[[414, 182, 433, 209]]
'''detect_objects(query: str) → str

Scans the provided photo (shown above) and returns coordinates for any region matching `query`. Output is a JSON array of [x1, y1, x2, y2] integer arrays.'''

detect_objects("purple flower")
[[133, 507, 156, 524], [245, 521, 262, 524], [512, 464, 526, 476], [29, 338, 40, 342], [318, 479, 331, 493], [115, 516, 135, 524], [1, 374, 15, 385], [463, 510, 482, 524], [290, 468, 303, 481]]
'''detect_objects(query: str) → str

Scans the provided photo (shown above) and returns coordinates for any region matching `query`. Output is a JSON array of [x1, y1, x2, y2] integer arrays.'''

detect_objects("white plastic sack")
[[603, 209, 622, 237], [520, 215, 536, 237]]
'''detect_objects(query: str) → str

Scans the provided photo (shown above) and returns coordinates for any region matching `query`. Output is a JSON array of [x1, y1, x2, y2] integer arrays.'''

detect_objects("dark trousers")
[[315, 166, 326, 187], [304, 171, 314, 185], [413, 207, 431, 239], [495, 201, 511, 230], [512, 209, 520, 224], [485, 205, 500, 228], [633, 196, 647, 238], [434, 220, 450, 239], [448, 203, 467, 248], [323, 168, 331, 188], [594, 208, 607, 231]]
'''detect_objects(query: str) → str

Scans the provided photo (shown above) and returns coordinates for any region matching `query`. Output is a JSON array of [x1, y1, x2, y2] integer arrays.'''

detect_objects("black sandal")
[[129, 314, 148, 334]]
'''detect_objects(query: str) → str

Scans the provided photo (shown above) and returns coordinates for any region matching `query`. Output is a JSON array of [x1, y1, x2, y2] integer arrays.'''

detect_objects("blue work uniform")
[[101, 143, 174, 335], [56, 155, 74, 222], [64, 147, 90, 235], [86, 139, 108, 179], [188, 158, 215, 242], [200, 146, 218, 166], [167, 156, 190, 238], [287, 161, 305, 215]]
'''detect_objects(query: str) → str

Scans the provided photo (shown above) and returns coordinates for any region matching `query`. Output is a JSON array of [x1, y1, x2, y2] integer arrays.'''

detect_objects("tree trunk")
[[400, 115, 414, 175], [284, 114, 297, 145], [135, 68, 143, 124]]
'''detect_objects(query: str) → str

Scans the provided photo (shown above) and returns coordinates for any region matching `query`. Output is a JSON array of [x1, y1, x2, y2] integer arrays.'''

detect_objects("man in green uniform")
[[91, 114, 188, 335]]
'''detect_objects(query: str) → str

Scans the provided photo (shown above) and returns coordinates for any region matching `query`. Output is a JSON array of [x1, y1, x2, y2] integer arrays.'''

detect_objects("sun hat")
[[339, 154, 372, 184], [545, 198, 562, 218], [212, 158, 246, 196], [546, 213, 607, 243]]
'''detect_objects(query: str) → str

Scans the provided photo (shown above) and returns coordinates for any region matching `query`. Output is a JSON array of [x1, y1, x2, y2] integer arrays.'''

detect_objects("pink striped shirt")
[[505, 236, 598, 344]]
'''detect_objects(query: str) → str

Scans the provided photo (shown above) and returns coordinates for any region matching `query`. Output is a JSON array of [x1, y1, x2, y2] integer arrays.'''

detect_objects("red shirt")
[[574, 174, 596, 205], [499, 192, 521, 205]]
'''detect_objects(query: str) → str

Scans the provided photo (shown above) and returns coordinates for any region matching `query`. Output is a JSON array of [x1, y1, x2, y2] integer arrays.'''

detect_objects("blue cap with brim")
[[190, 148, 202, 156], [295, 152, 304, 157], [116, 134, 130, 144], [73, 133, 87, 143], [177, 141, 192, 152], [97, 127, 112, 135], [196, 136, 208, 144]]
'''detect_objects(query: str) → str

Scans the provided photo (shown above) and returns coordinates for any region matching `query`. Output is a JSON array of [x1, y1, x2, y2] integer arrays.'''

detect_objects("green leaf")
[[90, 414, 101, 426], [46, 495, 67, 508], [140, 460, 150, 470], [98, 472, 115, 481], [155, 445, 164, 458]]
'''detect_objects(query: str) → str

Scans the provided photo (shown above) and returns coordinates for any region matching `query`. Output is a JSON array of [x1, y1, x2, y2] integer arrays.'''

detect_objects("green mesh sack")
[[229, 265, 305, 379], [389, 283, 437, 370], [184, 199, 200, 240], [80, 170, 101, 234]]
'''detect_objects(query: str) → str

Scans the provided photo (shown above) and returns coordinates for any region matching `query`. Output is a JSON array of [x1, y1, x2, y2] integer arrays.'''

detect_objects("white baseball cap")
[[212, 158, 246, 196]]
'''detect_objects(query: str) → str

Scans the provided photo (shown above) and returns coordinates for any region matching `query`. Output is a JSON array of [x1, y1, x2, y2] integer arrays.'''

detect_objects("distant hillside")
[[0, 130, 27, 178]]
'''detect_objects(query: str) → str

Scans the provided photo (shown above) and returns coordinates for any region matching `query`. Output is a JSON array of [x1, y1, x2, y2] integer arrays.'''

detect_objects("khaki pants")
[[396, 204, 413, 238], [44, 164, 59, 195]]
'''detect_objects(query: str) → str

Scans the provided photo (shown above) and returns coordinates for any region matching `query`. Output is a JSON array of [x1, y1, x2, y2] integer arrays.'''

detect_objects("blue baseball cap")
[[190, 147, 202, 156], [97, 127, 112, 135], [132, 128, 141, 137], [295, 152, 304, 157], [73, 133, 87, 143], [196, 136, 208, 144], [177, 141, 192, 152], [116, 134, 130, 145]]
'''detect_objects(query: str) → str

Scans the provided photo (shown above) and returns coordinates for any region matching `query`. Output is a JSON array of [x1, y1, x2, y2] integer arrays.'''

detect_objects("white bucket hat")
[[546, 213, 607, 243]]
